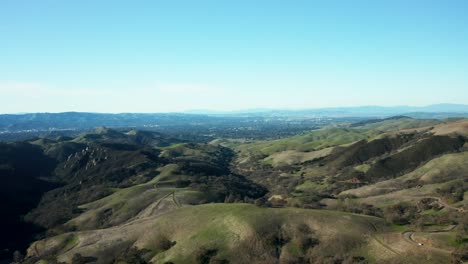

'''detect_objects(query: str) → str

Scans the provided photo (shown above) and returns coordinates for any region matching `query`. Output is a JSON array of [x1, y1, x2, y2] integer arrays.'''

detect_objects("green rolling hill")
[[1, 117, 467, 264]]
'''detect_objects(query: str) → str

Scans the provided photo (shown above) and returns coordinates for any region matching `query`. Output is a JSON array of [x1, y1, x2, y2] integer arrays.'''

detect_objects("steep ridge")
[[233, 118, 467, 220]]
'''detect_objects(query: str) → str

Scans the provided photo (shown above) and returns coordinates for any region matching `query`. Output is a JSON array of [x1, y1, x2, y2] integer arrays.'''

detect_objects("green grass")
[[295, 180, 327, 193], [403, 152, 468, 183], [442, 232, 460, 247], [237, 118, 443, 160], [67, 163, 206, 230], [390, 224, 409, 232], [63, 234, 79, 250], [148, 204, 387, 263], [420, 209, 442, 216], [235, 119, 445, 170], [354, 164, 371, 173], [237, 127, 369, 157], [356, 118, 441, 132], [352, 180, 458, 208], [283, 242, 304, 257], [41, 204, 388, 263], [261, 147, 335, 167], [340, 152, 468, 204]]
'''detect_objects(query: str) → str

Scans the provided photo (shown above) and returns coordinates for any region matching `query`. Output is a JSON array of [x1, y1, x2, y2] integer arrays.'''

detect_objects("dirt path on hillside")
[[401, 225, 457, 255], [368, 220, 457, 258], [402, 231, 452, 254]]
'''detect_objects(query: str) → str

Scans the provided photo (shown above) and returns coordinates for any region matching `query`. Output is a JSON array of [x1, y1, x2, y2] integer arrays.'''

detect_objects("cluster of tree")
[[416, 197, 443, 211], [383, 200, 467, 231], [383, 203, 419, 225], [436, 180, 467, 204], [194, 248, 229, 264], [288, 195, 324, 209], [308, 255, 367, 264], [452, 244, 468, 264], [111, 247, 154, 264], [336, 200, 383, 217], [254, 221, 321, 263], [365, 135, 465, 182], [455, 215, 468, 244]]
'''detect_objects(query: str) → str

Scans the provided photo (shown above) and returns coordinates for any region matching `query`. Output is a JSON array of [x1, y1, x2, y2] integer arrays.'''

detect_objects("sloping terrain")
[[0, 142, 59, 259], [2, 117, 467, 263], [232, 118, 468, 262], [26, 204, 388, 264], [234, 117, 467, 201], [26, 129, 264, 232], [1, 128, 266, 262]]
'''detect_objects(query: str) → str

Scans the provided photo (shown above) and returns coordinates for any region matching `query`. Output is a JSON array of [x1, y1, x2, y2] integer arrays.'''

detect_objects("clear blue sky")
[[1, 0, 468, 113]]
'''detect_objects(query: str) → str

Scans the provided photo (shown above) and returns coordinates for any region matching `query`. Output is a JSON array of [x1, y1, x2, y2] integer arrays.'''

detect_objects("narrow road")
[[401, 226, 456, 255], [368, 220, 457, 257]]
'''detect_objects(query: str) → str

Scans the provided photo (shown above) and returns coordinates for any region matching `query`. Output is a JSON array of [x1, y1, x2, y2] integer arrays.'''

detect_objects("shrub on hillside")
[[153, 236, 176, 252], [336, 200, 383, 217], [194, 248, 229, 264], [451, 244, 468, 263], [436, 180, 466, 204], [383, 203, 418, 224], [113, 247, 152, 264], [295, 224, 319, 251], [71, 253, 97, 264], [254, 197, 271, 207]]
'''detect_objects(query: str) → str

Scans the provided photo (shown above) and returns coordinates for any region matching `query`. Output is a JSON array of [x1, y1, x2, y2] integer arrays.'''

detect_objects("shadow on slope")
[[0, 142, 58, 260]]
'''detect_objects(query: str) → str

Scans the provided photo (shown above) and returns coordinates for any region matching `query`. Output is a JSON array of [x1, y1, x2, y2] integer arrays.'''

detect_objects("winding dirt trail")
[[401, 225, 457, 254], [368, 220, 457, 258], [401, 231, 452, 254]]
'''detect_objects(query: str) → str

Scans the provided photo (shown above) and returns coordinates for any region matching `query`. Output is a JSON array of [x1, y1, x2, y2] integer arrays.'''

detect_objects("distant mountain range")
[[185, 103, 468, 117], [0, 104, 467, 136]]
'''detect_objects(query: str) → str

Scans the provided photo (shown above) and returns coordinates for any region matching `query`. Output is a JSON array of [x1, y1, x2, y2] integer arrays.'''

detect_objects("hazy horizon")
[[1, 1, 468, 113], [0, 103, 467, 115]]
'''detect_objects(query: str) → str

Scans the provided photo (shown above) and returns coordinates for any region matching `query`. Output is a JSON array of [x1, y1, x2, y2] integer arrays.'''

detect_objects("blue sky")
[[1, 0, 468, 113]]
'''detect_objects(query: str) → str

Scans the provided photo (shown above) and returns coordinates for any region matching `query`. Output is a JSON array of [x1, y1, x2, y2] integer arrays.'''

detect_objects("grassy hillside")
[[237, 127, 369, 158], [25, 130, 266, 232], [235, 117, 444, 169], [4, 118, 467, 263], [27, 204, 391, 264], [341, 152, 468, 199], [354, 117, 441, 132], [232, 118, 468, 263], [234, 118, 467, 195], [1, 128, 267, 261]]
